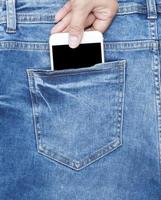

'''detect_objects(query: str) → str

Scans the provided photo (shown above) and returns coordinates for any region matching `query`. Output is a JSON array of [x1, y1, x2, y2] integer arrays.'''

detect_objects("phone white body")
[[49, 31, 104, 70]]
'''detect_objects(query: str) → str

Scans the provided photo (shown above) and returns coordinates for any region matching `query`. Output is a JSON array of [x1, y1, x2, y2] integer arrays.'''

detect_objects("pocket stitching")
[[38, 137, 121, 170], [27, 61, 126, 170], [27, 61, 126, 77]]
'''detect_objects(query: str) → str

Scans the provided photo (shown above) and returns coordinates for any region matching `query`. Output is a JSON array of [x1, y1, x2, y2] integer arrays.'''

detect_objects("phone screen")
[[52, 43, 102, 70]]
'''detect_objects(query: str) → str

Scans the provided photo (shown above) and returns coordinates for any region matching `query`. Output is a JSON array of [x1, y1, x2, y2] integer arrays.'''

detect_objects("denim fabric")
[[0, 0, 161, 199], [27, 61, 126, 171]]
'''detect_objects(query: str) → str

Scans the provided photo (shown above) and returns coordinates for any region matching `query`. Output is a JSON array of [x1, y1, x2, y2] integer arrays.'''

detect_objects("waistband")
[[0, 0, 161, 33]]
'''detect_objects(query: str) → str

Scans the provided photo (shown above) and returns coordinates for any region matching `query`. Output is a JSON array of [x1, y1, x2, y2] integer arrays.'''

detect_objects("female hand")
[[51, 0, 118, 48]]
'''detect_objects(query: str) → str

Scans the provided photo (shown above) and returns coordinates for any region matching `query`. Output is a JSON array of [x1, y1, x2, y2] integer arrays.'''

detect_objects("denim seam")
[[32, 73, 44, 149], [39, 138, 122, 171], [26, 62, 126, 170], [104, 40, 158, 50], [0, 40, 160, 51], [0, 4, 148, 24], [0, 3, 158, 24], [146, 0, 157, 19], [148, 14, 161, 181], [28, 62, 125, 77], [152, 49, 161, 183], [1, 3, 161, 24], [26, 71, 42, 153], [149, 20, 158, 39], [117, 63, 126, 146]]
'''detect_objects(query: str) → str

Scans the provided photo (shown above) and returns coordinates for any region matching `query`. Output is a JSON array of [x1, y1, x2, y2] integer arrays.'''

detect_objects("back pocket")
[[27, 60, 126, 171]]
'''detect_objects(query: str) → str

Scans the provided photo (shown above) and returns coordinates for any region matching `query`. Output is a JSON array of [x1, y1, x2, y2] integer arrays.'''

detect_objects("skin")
[[51, 0, 118, 48]]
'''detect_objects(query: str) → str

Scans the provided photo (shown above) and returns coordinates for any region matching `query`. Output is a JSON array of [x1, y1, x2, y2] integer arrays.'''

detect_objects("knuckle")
[[112, 1, 119, 13], [106, 1, 119, 18], [106, 7, 118, 18], [69, 25, 82, 34]]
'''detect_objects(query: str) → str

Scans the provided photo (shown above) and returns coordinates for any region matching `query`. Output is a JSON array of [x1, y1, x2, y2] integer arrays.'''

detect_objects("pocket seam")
[[27, 60, 126, 171], [27, 60, 126, 77], [38, 137, 121, 171]]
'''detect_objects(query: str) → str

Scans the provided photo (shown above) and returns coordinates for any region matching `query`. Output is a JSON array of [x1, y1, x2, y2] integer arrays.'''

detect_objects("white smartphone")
[[49, 31, 104, 70]]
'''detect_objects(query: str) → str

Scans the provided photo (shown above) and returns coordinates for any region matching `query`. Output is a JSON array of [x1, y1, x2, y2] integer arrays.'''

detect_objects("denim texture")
[[27, 61, 125, 170], [0, 0, 161, 199]]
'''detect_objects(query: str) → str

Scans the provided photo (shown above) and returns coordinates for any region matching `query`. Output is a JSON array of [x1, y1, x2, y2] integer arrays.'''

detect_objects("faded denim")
[[0, 0, 161, 199]]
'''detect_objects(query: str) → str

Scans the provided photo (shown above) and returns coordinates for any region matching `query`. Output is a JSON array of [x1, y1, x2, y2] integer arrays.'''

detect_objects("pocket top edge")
[[26, 59, 127, 77]]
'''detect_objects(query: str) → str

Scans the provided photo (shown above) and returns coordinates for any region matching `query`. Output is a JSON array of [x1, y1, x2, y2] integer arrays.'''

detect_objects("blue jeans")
[[0, 0, 161, 199]]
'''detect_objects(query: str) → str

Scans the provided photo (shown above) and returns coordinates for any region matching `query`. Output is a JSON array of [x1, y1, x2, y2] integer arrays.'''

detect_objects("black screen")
[[52, 43, 102, 70]]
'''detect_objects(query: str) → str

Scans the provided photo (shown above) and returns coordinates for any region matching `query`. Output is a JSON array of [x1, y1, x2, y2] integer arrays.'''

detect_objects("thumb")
[[69, 8, 87, 48]]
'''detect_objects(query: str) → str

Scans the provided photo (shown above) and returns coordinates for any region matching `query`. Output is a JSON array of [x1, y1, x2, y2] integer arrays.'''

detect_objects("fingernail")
[[69, 35, 79, 48]]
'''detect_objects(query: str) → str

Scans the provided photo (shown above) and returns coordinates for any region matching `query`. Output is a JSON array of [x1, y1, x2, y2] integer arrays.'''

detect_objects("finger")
[[91, 7, 118, 32], [51, 12, 72, 33], [55, 1, 72, 22], [90, 18, 113, 32], [62, 13, 95, 33], [69, 8, 89, 48], [85, 13, 96, 28]]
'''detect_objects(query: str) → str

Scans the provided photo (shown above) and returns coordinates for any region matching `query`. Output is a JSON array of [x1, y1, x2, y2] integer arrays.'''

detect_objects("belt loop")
[[146, 0, 157, 19], [6, 0, 16, 33]]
